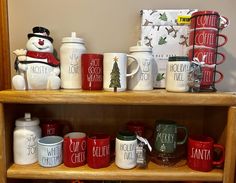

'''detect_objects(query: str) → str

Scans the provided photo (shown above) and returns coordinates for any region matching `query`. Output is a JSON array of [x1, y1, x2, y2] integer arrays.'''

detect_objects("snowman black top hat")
[[27, 26, 53, 43]]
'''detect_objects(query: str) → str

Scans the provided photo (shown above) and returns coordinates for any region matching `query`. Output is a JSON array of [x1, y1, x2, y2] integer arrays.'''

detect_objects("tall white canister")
[[13, 113, 42, 165], [60, 32, 86, 89], [128, 41, 154, 90]]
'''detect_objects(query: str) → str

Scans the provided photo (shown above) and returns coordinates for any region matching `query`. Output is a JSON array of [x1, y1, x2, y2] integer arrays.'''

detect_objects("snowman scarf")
[[26, 50, 60, 66]]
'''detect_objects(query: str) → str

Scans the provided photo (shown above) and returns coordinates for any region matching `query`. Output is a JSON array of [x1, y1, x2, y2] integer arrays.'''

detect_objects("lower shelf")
[[7, 161, 223, 181]]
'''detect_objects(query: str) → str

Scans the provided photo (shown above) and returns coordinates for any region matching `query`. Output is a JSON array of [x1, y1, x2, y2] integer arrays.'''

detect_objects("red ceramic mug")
[[63, 132, 86, 167], [81, 53, 103, 90], [41, 121, 61, 137], [190, 10, 229, 30], [42, 120, 72, 137], [126, 121, 145, 137], [187, 135, 224, 172], [200, 67, 223, 89], [189, 28, 228, 48], [87, 133, 110, 169], [188, 46, 225, 65]]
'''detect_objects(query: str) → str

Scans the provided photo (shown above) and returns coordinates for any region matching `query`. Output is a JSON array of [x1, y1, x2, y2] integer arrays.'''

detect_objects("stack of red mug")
[[188, 10, 229, 91]]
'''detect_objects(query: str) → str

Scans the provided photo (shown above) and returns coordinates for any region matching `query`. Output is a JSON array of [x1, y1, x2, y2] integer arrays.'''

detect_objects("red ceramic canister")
[[81, 53, 103, 90], [63, 132, 86, 167], [187, 135, 224, 172], [87, 133, 110, 169]]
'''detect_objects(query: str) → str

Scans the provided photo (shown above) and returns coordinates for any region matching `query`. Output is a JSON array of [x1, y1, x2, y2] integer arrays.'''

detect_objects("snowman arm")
[[52, 67, 60, 76], [18, 62, 28, 72], [13, 49, 27, 56]]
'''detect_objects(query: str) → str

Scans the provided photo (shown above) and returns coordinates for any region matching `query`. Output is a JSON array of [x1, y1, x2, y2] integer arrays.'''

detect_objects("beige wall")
[[8, 0, 236, 91]]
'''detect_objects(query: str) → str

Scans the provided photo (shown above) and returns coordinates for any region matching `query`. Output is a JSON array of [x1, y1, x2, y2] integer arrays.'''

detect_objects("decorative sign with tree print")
[[140, 9, 197, 88], [109, 56, 121, 92]]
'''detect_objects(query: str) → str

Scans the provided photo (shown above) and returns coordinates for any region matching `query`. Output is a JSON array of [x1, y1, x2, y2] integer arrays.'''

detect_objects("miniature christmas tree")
[[109, 56, 121, 92], [159, 12, 168, 21], [156, 73, 165, 81], [158, 36, 167, 45]]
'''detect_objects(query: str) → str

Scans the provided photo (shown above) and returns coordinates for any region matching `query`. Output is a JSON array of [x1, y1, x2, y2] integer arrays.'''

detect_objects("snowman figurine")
[[12, 26, 61, 90]]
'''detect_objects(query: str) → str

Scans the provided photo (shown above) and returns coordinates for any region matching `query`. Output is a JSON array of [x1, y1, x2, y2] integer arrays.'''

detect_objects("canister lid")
[[168, 56, 189, 61], [117, 131, 136, 141], [62, 32, 85, 44], [129, 40, 152, 52], [15, 113, 40, 127]]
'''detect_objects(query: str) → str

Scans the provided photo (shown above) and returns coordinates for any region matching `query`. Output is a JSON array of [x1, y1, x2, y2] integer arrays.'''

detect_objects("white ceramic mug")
[[103, 53, 139, 92], [38, 136, 63, 167]]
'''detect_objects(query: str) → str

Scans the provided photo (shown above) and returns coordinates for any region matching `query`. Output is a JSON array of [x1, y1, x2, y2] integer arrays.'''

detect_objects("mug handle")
[[214, 70, 224, 83], [216, 52, 225, 65], [217, 34, 228, 47], [212, 144, 225, 166], [176, 125, 188, 145], [126, 54, 140, 77], [219, 16, 229, 29]]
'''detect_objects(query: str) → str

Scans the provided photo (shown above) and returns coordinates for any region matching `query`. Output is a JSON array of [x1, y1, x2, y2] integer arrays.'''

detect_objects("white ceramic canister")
[[128, 41, 154, 90], [115, 131, 137, 169], [60, 32, 86, 89], [166, 56, 190, 92], [13, 113, 42, 165]]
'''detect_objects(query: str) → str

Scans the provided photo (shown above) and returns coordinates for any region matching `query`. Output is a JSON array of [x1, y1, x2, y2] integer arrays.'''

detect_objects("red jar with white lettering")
[[87, 133, 110, 169]]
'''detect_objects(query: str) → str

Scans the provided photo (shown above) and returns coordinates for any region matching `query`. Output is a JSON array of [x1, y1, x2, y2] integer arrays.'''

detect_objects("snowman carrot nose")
[[38, 39, 44, 46]]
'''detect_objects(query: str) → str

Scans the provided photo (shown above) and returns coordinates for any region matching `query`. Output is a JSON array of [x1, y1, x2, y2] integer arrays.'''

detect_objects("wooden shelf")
[[0, 90, 235, 106], [0, 90, 235, 183], [7, 161, 223, 181]]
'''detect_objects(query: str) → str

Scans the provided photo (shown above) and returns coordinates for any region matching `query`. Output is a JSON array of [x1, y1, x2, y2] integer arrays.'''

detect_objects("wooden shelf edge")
[[7, 161, 223, 181], [0, 90, 235, 106]]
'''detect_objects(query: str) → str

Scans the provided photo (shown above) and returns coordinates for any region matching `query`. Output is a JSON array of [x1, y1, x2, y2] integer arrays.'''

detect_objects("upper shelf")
[[0, 90, 235, 106]]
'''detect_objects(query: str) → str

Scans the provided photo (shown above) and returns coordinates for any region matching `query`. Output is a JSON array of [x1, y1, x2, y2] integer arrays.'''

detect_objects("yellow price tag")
[[177, 15, 191, 25]]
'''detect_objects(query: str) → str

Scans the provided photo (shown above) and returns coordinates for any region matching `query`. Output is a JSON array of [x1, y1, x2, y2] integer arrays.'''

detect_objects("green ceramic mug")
[[155, 120, 188, 154]]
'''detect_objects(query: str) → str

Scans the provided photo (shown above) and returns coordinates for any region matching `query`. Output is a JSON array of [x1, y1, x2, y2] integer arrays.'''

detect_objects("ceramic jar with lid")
[[128, 41, 154, 90], [13, 113, 42, 165], [115, 131, 137, 169], [60, 32, 86, 89], [166, 56, 190, 92]]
